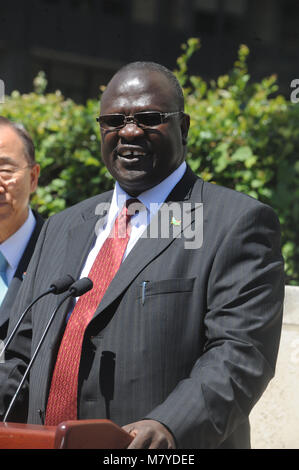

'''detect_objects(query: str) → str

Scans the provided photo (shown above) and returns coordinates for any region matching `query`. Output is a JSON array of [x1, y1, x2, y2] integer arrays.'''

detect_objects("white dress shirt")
[[79, 161, 187, 280], [0, 208, 36, 284]]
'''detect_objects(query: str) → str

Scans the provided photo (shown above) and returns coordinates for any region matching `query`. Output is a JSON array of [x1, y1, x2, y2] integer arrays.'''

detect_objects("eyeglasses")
[[96, 111, 184, 130], [0, 165, 32, 183]]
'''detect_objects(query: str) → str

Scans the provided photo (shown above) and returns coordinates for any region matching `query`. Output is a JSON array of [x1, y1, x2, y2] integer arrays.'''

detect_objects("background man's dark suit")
[[0, 211, 44, 340], [0, 166, 284, 448]]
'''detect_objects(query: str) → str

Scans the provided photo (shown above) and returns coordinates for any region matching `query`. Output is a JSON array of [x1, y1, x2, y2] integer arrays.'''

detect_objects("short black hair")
[[0, 116, 36, 165], [110, 61, 185, 111]]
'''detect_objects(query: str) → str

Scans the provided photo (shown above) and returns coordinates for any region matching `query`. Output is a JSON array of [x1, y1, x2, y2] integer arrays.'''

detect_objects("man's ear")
[[30, 163, 40, 193], [181, 113, 190, 146]]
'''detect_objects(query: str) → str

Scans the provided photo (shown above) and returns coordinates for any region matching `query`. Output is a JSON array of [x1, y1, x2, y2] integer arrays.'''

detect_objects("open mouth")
[[116, 147, 150, 164]]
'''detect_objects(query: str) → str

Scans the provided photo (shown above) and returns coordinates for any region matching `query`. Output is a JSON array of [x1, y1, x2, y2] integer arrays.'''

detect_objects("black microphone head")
[[50, 274, 75, 294], [69, 277, 93, 297]]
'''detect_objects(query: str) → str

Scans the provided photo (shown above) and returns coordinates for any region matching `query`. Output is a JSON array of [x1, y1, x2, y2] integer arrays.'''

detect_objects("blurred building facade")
[[0, 0, 298, 102]]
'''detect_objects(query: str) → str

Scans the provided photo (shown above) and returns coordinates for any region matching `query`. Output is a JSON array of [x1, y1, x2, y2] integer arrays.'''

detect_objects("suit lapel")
[[61, 215, 97, 281], [48, 193, 113, 338], [14, 211, 44, 280], [55, 193, 113, 283], [0, 211, 44, 330], [91, 167, 203, 319]]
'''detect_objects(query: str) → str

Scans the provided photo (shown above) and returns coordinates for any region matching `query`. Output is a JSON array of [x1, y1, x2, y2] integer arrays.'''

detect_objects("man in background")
[[0, 117, 43, 339]]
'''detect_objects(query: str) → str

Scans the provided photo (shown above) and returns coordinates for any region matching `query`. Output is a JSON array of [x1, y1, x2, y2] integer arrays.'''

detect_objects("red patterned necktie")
[[45, 199, 138, 425]]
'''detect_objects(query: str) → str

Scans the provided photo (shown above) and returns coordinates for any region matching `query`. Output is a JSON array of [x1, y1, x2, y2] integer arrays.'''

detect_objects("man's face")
[[0, 125, 40, 242], [99, 69, 189, 196]]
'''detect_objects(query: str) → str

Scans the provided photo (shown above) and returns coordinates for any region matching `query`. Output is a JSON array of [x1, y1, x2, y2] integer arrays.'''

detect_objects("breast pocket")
[[136, 278, 196, 319], [137, 278, 195, 300]]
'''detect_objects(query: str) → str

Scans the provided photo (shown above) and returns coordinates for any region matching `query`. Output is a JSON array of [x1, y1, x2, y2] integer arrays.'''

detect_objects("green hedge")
[[1, 39, 299, 284]]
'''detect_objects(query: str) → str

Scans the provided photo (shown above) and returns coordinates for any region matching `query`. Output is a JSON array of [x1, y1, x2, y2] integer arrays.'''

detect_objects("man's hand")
[[122, 419, 176, 449]]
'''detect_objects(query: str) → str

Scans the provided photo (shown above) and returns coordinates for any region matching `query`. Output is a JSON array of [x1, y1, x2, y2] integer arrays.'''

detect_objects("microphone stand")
[[3, 277, 92, 423], [2, 289, 53, 355], [3, 292, 72, 423], [2, 275, 74, 355]]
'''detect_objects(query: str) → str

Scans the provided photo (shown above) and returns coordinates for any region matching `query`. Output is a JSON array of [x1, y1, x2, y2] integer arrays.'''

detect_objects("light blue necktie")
[[0, 251, 8, 305]]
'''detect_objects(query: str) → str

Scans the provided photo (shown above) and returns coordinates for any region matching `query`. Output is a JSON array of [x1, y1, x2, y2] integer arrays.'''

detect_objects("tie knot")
[[125, 198, 143, 218], [126, 197, 140, 207], [116, 199, 143, 238], [0, 251, 8, 273]]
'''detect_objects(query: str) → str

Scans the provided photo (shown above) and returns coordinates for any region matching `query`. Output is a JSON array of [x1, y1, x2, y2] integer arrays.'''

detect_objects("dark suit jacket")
[[0, 210, 44, 340], [0, 167, 284, 448]]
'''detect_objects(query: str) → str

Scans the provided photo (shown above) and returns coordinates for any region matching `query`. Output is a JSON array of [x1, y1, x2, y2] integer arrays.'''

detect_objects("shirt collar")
[[114, 161, 187, 216], [0, 208, 36, 271]]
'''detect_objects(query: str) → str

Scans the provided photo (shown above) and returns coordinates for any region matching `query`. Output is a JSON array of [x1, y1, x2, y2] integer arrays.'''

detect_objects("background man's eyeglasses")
[[96, 111, 184, 130]]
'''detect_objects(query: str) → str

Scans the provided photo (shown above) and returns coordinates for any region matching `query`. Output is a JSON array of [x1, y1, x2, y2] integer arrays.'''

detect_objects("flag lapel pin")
[[171, 216, 181, 226]]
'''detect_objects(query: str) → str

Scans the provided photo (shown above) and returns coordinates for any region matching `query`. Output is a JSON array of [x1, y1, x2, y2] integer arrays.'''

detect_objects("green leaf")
[[231, 146, 253, 162]]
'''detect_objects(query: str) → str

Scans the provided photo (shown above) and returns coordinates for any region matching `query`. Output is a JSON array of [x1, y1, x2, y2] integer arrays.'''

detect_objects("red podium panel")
[[0, 420, 133, 449], [0, 422, 55, 449]]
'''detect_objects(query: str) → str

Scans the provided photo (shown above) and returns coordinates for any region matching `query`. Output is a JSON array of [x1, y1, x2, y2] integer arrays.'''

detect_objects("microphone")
[[69, 277, 93, 297], [50, 275, 76, 294], [3, 277, 93, 423], [2, 274, 75, 355]]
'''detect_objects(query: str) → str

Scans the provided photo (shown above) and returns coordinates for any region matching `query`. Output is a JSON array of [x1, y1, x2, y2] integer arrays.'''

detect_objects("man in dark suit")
[[0, 63, 284, 449], [0, 117, 43, 340]]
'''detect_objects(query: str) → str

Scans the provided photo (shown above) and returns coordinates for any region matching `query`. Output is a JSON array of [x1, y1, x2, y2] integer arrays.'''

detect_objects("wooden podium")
[[0, 420, 133, 449]]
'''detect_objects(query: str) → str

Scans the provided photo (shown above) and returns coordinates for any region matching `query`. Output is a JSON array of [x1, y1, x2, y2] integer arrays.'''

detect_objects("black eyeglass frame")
[[96, 111, 184, 130]]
